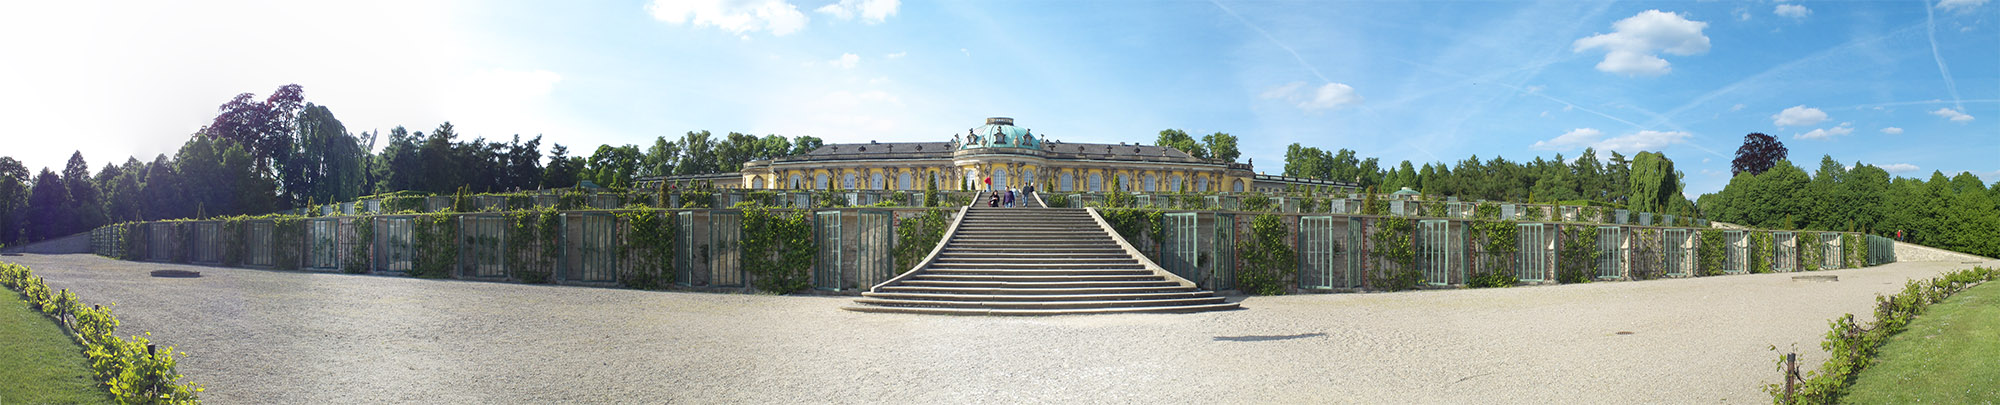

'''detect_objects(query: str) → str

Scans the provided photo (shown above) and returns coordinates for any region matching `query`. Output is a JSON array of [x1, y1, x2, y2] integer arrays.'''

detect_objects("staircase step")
[[898, 280, 1183, 288], [930, 257, 1137, 264], [877, 285, 1195, 295], [923, 264, 1146, 271], [850, 296, 1228, 310], [840, 302, 1241, 316], [913, 274, 1164, 282], [934, 253, 1130, 260], [861, 291, 1215, 302]]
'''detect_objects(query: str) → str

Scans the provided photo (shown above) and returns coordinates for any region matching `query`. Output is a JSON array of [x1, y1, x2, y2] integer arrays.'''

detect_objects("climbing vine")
[[1750, 232, 1774, 274], [1240, 194, 1273, 212], [507, 207, 562, 283], [345, 217, 373, 274], [272, 216, 305, 270], [1696, 229, 1726, 276], [1556, 225, 1599, 283], [740, 203, 816, 293], [1100, 208, 1164, 261], [1801, 234, 1824, 272], [1843, 234, 1865, 268], [1467, 220, 1518, 288], [893, 208, 952, 271], [618, 208, 675, 290], [1234, 213, 1295, 295], [410, 212, 458, 278], [1368, 217, 1422, 291]]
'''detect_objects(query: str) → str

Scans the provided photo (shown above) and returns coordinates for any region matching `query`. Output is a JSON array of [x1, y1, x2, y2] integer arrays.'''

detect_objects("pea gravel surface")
[[8, 253, 1993, 404]]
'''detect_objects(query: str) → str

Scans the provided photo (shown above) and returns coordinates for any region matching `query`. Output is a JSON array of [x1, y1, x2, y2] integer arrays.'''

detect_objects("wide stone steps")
[[841, 302, 1241, 316], [877, 285, 1196, 295], [896, 280, 1183, 288], [844, 202, 1237, 316], [861, 291, 1215, 302], [851, 296, 1227, 310]]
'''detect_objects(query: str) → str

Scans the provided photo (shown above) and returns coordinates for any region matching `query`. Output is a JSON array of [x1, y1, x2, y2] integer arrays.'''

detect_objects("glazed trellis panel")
[[1774, 232, 1796, 272], [1516, 223, 1552, 282], [855, 210, 895, 289], [461, 215, 507, 279], [1163, 213, 1200, 283], [307, 218, 340, 270], [1663, 229, 1693, 277], [813, 211, 844, 291]]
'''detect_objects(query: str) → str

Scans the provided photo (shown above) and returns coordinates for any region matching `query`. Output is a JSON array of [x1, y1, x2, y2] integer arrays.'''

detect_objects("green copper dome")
[[958, 117, 1043, 150]]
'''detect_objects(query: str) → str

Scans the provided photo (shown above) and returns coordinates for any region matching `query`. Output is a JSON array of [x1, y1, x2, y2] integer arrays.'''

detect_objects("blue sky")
[[3, 0, 1995, 197]]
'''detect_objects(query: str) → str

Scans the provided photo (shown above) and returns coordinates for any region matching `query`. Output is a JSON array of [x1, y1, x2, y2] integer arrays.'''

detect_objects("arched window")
[[898, 172, 913, 190], [751, 177, 766, 189], [871, 172, 884, 190], [790, 174, 804, 189], [1144, 174, 1157, 192], [1061, 172, 1075, 191], [843, 173, 857, 189], [1170, 176, 1182, 192], [1197, 176, 1209, 192], [1118, 174, 1132, 191], [1233, 179, 1245, 192], [816, 173, 830, 190], [1089, 172, 1103, 191], [993, 169, 1009, 190]]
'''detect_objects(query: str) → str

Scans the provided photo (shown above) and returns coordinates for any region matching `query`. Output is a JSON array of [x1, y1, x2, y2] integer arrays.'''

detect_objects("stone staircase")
[[843, 191, 1238, 315]]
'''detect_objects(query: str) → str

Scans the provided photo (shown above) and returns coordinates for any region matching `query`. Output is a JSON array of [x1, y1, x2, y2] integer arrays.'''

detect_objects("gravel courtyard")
[[8, 253, 1993, 403]]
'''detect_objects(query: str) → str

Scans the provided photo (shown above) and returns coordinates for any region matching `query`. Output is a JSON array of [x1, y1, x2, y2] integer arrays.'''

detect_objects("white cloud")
[[1736, 7, 1753, 21], [832, 53, 859, 68], [1938, 0, 1989, 13], [1796, 122, 1854, 140], [815, 0, 900, 23], [1880, 127, 1904, 135], [1772, 105, 1829, 127], [1531, 128, 1604, 150], [884, 51, 906, 59], [1774, 4, 1811, 19], [646, 0, 809, 36], [1596, 130, 1694, 153], [1262, 81, 1363, 112], [1931, 107, 1975, 122], [1573, 10, 1711, 76], [1532, 128, 1691, 153], [1879, 163, 1920, 173], [1730, 103, 1746, 112]]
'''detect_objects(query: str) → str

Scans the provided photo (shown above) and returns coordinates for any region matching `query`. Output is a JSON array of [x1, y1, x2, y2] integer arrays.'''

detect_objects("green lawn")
[[1846, 280, 2000, 404], [0, 292, 111, 404]]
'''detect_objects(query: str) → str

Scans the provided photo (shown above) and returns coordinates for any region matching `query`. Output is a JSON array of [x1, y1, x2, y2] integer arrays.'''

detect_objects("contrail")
[[1210, 0, 1329, 83], [1926, 0, 1964, 111]]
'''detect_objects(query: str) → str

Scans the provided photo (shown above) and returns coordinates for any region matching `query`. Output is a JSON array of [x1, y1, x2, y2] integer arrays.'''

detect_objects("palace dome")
[[959, 117, 1043, 150]]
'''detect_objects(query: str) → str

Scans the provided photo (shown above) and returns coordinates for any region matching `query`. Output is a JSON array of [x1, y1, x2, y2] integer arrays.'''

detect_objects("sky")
[[2, 0, 1996, 198]]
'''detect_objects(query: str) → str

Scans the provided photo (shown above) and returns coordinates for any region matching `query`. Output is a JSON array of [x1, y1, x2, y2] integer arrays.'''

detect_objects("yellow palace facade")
[[649, 117, 1356, 194]]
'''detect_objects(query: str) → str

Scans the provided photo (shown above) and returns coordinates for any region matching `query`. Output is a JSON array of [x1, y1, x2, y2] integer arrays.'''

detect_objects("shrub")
[[1, 262, 203, 403], [618, 208, 674, 290], [893, 208, 952, 272], [1467, 220, 1518, 288], [410, 212, 458, 279], [1696, 230, 1725, 276], [1768, 267, 1999, 404]]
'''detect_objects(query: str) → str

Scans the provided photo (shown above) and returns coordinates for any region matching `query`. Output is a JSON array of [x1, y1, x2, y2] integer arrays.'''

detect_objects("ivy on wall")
[[740, 203, 816, 293], [345, 218, 372, 274], [1369, 217, 1422, 291], [1750, 232, 1774, 274], [893, 208, 951, 272], [506, 207, 561, 283], [1696, 229, 1725, 276], [1468, 220, 1518, 288], [411, 212, 458, 278], [618, 208, 674, 290], [1556, 225, 1599, 283], [272, 217, 304, 270], [1100, 207, 1164, 262], [1801, 234, 1823, 272], [1234, 213, 1295, 295]]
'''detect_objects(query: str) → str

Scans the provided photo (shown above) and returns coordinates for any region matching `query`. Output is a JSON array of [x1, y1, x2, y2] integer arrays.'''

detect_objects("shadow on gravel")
[[1213, 332, 1326, 342]]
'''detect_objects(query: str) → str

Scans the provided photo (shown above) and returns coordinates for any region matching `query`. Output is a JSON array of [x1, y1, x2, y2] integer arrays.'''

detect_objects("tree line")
[[1275, 143, 1695, 217], [0, 84, 818, 246]]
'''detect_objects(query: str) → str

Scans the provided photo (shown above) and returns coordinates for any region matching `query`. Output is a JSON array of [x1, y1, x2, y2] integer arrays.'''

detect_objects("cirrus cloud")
[[1573, 10, 1711, 76], [1532, 128, 1691, 154], [1880, 127, 1904, 135], [1878, 163, 1920, 173], [1796, 122, 1854, 140], [1775, 4, 1811, 19], [1262, 81, 1363, 112], [815, 0, 900, 23]]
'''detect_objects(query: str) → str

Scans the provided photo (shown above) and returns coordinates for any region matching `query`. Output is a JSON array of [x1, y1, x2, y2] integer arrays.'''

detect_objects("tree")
[[0, 157, 29, 244], [203, 84, 304, 174], [1203, 132, 1240, 162], [143, 154, 182, 220], [60, 152, 104, 235], [1155, 129, 1207, 159], [1626, 151, 1682, 214], [293, 103, 367, 205], [24, 169, 71, 241], [543, 144, 581, 188], [791, 135, 824, 155], [505, 135, 544, 191], [585, 144, 644, 188], [673, 131, 717, 175], [642, 136, 680, 178], [416, 123, 462, 193], [374, 127, 423, 194], [1730, 132, 1787, 176]]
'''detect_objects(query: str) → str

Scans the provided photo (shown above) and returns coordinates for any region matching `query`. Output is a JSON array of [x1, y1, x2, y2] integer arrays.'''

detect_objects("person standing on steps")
[[1003, 188, 1016, 207], [1024, 184, 1035, 204], [988, 191, 1000, 207]]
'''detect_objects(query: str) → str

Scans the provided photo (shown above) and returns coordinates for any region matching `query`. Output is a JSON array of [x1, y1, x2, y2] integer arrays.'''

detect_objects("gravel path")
[[7, 253, 1994, 403]]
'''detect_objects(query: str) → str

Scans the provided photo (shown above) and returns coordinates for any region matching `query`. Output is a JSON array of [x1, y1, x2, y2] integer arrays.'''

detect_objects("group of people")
[[985, 181, 1037, 208]]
